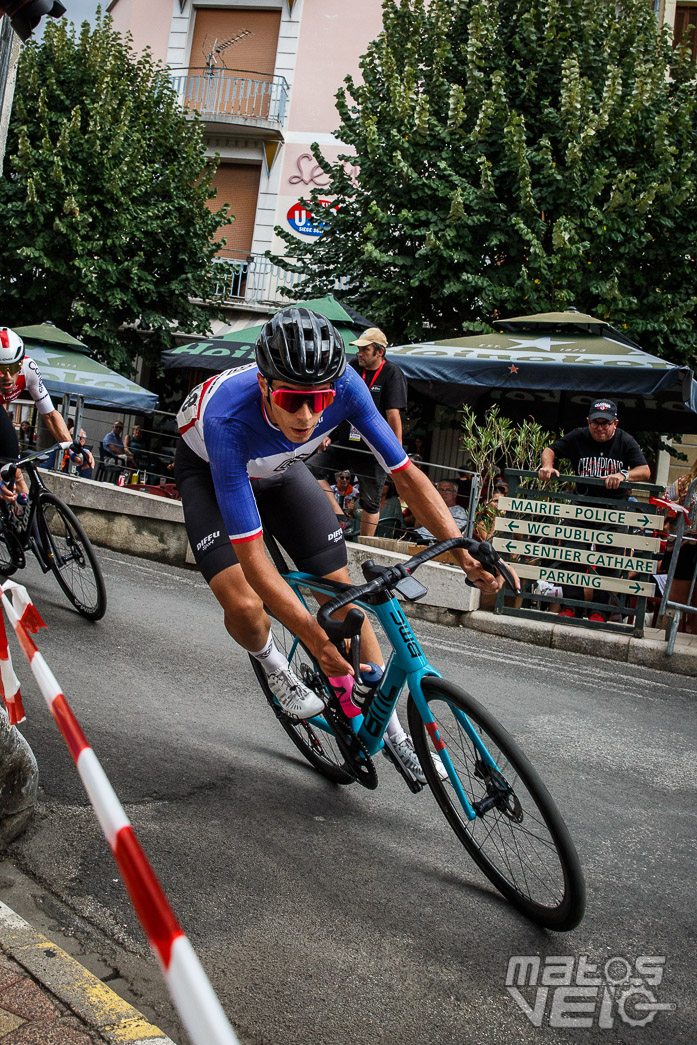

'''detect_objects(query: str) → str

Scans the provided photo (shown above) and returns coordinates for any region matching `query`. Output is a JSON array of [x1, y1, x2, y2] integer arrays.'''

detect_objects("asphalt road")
[[1, 548, 695, 1045]]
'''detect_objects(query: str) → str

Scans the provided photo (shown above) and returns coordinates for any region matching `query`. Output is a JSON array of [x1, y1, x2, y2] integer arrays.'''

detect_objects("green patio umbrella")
[[161, 294, 371, 372], [15, 323, 158, 411]]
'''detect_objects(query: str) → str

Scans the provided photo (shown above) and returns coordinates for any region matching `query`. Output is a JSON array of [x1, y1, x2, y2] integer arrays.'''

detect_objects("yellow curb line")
[[0, 901, 177, 1044]]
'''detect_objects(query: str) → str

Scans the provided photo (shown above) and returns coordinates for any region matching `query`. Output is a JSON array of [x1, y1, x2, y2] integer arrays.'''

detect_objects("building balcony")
[[209, 251, 303, 306], [170, 68, 288, 136], [208, 251, 349, 307]]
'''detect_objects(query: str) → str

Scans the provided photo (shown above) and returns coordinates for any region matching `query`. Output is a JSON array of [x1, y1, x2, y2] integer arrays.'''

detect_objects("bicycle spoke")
[[409, 678, 585, 930]]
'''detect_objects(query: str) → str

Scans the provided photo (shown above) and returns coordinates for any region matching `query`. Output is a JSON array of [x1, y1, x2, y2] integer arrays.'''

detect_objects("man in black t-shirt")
[[539, 398, 650, 494], [538, 398, 651, 618], [307, 327, 408, 536]]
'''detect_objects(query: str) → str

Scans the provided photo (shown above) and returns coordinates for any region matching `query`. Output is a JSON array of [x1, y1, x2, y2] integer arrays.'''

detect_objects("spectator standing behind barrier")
[[663, 461, 697, 632], [538, 398, 650, 620], [307, 327, 408, 537]]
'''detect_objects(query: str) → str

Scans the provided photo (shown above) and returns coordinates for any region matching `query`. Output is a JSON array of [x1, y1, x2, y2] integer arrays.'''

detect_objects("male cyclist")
[[175, 308, 512, 779], [0, 327, 81, 502]]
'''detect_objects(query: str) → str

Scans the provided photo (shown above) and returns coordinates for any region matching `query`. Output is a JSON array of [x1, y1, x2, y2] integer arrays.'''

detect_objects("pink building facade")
[[107, 0, 384, 314]]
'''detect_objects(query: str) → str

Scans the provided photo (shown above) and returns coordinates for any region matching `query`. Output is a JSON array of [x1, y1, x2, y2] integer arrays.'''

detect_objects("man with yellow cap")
[[307, 327, 408, 536]]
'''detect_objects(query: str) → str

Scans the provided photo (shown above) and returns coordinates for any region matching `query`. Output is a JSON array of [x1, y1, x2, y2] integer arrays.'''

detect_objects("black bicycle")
[[0, 443, 106, 621]]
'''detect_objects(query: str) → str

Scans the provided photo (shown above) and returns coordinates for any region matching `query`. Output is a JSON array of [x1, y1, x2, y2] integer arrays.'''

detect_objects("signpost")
[[494, 472, 666, 636]]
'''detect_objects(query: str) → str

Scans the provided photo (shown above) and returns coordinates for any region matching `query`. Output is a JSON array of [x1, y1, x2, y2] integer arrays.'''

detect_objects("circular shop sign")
[[286, 198, 338, 238]]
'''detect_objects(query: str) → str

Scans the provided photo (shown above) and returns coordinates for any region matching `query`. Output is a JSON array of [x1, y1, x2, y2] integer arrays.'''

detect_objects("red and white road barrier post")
[[0, 580, 240, 1045]]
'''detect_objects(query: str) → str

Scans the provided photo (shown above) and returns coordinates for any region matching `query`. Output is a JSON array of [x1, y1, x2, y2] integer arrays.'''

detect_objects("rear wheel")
[[250, 621, 354, 785], [0, 519, 21, 576], [408, 677, 585, 930], [37, 493, 106, 621]]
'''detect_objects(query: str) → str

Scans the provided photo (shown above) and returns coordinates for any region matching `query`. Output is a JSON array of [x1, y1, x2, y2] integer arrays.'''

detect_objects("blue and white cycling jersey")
[[177, 363, 409, 543]]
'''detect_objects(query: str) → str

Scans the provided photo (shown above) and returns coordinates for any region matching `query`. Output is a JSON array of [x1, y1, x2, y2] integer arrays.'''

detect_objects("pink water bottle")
[[328, 674, 362, 718]]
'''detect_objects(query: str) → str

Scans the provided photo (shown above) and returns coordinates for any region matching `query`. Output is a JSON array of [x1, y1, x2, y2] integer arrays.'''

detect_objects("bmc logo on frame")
[[505, 954, 675, 1029]]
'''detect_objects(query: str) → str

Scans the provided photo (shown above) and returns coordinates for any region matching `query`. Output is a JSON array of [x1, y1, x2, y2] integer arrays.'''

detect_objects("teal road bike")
[[251, 535, 586, 931]]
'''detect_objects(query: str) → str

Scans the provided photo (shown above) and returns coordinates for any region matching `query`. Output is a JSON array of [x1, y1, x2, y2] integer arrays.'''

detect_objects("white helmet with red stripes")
[[0, 328, 24, 367]]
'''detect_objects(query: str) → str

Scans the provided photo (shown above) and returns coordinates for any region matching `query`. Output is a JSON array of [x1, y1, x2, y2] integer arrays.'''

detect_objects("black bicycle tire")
[[407, 677, 585, 931], [37, 493, 107, 621], [0, 524, 19, 576]]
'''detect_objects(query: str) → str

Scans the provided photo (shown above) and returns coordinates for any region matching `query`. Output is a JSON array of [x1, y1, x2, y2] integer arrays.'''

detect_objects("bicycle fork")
[[407, 681, 489, 822]]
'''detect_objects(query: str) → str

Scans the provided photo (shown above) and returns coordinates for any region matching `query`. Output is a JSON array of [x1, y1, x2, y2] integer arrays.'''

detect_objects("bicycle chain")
[[323, 695, 378, 790]]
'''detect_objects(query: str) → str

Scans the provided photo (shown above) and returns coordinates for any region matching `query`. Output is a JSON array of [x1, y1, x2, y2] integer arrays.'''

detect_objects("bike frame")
[[284, 569, 498, 821], [0, 444, 72, 573]]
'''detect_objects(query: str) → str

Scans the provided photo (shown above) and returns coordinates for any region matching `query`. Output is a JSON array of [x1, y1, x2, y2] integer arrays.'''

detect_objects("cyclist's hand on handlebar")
[[463, 541, 521, 595], [0, 481, 16, 503], [316, 638, 353, 678]]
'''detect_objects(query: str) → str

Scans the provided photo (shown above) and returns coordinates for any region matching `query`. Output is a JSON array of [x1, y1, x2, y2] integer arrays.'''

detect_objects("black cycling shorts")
[[174, 441, 347, 584]]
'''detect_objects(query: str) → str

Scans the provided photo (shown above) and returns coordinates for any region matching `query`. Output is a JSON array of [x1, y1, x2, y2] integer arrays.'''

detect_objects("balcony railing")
[[171, 68, 289, 125], [208, 252, 302, 305], [207, 251, 350, 306]]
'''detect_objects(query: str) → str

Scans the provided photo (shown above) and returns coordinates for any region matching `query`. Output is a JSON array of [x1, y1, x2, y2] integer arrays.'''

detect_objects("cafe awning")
[[161, 295, 370, 372], [388, 312, 697, 433], [15, 324, 158, 412]]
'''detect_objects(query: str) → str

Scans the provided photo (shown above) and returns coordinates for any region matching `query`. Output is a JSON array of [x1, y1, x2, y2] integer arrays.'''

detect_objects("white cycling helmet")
[[0, 328, 24, 367]]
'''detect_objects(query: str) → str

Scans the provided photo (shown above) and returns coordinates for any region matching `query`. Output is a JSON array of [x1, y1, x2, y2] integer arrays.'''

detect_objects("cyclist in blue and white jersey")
[[175, 308, 512, 778]]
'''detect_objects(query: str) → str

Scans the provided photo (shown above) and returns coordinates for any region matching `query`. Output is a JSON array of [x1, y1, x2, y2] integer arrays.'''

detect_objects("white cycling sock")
[[249, 631, 287, 676], [385, 709, 406, 743]]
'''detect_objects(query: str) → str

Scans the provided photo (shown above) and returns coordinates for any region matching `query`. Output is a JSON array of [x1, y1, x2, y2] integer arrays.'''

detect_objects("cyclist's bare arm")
[[393, 464, 519, 592], [234, 536, 352, 677]]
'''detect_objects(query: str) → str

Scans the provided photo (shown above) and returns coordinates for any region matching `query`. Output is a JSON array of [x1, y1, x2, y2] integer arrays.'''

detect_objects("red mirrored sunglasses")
[[270, 387, 336, 414]]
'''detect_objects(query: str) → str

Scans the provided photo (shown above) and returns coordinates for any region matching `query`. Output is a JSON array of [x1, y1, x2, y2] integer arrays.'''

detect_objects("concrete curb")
[[0, 900, 176, 1044], [459, 610, 697, 677]]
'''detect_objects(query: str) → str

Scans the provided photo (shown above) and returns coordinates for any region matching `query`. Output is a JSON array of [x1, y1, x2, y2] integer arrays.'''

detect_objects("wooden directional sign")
[[499, 496, 662, 530], [512, 562, 655, 597], [493, 538, 656, 575], [494, 517, 662, 553]]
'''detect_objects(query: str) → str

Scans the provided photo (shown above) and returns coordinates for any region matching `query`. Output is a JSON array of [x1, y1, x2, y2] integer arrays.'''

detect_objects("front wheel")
[[249, 620, 354, 785], [37, 493, 107, 621], [408, 677, 585, 931]]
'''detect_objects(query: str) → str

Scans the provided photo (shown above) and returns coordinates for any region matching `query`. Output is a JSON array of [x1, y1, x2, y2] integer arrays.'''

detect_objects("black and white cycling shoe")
[[267, 667, 326, 720]]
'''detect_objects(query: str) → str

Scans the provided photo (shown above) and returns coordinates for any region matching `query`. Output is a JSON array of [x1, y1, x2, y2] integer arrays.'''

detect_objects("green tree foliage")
[[0, 13, 230, 371], [272, 0, 697, 364]]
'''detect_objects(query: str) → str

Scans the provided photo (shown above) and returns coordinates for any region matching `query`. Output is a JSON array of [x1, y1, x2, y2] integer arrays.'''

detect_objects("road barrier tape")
[[0, 579, 240, 1045]]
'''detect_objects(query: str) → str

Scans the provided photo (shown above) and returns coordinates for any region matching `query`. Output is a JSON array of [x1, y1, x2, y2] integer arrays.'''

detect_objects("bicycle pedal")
[[381, 745, 424, 794]]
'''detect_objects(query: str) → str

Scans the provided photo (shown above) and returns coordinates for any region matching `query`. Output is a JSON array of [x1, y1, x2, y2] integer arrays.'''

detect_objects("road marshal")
[[493, 517, 662, 552], [493, 539, 656, 574], [499, 497, 662, 529], [512, 562, 655, 596]]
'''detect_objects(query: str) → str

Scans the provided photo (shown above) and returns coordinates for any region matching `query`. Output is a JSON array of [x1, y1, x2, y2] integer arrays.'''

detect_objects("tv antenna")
[[205, 29, 252, 72]]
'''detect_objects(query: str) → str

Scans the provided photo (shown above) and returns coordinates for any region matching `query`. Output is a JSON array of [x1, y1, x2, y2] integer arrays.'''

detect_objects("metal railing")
[[209, 251, 304, 305], [170, 68, 289, 124], [657, 478, 697, 652], [207, 251, 350, 306]]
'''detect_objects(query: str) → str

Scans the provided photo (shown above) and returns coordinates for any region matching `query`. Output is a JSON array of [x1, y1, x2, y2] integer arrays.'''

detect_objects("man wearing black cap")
[[538, 400, 650, 620], [539, 399, 650, 494]]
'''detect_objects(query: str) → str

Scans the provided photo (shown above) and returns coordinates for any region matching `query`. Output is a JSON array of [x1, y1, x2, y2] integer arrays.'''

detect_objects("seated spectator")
[[342, 493, 362, 539], [410, 479, 469, 543], [331, 469, 358, 510], [124, 423, 148, 469], [475, 479, 508, 541], [376, 480, 405, 537], [18, 420, 34, 448], [102, 419, 135, 467]]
